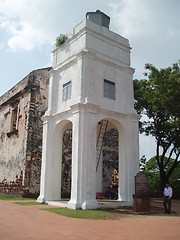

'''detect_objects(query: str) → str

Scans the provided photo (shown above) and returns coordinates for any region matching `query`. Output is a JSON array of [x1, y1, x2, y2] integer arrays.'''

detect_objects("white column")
[[128, 116, 140, 203], [118, 115, 139, 204], [37, 116, 53, 202], [67, 108, 83, 209], [37, 116, 61, 202], [118, 122, 128, 202], [81, 108, 99, 209], [67, 104, 99, 209]]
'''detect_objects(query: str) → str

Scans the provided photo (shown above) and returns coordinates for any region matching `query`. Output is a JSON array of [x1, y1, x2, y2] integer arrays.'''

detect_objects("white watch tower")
[[38, 10, 140, 209]]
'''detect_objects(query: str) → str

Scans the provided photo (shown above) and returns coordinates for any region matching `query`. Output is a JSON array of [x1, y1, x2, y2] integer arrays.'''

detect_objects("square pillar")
[[118, 115, 139, 203], [37, 116, 61, 202], [67, 104, 99, 209]]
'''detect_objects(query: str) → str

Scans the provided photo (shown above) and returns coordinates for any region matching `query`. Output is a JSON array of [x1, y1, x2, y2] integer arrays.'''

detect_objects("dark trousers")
[[163, 196, 172, 213]]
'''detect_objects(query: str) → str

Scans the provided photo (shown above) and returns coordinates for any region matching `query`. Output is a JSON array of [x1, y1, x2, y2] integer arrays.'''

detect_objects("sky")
[[0, 0, 180, 159]]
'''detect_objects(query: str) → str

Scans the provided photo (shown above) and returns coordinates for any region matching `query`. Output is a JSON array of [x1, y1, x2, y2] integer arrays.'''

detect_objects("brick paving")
[[0, 199, 180, 240]]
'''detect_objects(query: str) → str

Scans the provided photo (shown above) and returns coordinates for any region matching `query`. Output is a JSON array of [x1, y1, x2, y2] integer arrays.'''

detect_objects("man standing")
[[163, 183, 173, 214]]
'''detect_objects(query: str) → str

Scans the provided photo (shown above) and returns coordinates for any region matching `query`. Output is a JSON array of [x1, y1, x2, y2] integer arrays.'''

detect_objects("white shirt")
[[164, 186, 173, 198]]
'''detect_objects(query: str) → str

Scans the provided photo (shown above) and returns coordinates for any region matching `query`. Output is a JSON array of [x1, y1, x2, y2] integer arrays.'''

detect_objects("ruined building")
[[0, 67, 51, 197], [0, 11, 139, 205]]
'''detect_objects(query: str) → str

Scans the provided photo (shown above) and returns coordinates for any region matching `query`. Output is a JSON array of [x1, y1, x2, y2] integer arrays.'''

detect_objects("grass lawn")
[[0, 194, 119, 220], [0, 194, 34, 201], [15, 201, 47, 206], [42, 208, 109, 219]]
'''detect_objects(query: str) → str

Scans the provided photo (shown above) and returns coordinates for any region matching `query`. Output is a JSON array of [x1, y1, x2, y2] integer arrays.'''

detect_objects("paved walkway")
[[0, 199, 180, 240]]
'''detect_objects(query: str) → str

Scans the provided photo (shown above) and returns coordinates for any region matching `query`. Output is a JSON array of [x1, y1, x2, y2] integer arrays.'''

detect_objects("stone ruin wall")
[[0, 83, 30, 196], [24, 68, 50, 196], [0, 68, 50, 196]]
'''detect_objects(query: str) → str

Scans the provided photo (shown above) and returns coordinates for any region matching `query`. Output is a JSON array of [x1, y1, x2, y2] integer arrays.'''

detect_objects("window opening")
[[104, 79, 115, 100], [7, 104, 19, 137], [62, 81, 72, 101]]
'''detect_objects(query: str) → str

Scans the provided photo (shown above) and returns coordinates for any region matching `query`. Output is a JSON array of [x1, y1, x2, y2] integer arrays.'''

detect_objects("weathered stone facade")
[[0, 67, 119, 199], [0, 67, 51, 197]]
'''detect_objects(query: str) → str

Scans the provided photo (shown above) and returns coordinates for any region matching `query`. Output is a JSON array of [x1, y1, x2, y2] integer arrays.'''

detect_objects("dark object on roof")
[[86, 10, 110, 29]]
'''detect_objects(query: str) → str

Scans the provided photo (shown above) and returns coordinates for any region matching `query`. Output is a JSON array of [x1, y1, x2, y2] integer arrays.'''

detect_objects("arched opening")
[[54, 120, 72, 200], [102, 127, 119, 199], [61, 128, 72, 199], [96, 120, 119, 200]]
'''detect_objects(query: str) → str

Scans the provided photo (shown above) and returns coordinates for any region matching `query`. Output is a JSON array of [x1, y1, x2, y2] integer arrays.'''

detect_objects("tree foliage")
[[140, 156, 180, 198], [134, 62, 180, 189]]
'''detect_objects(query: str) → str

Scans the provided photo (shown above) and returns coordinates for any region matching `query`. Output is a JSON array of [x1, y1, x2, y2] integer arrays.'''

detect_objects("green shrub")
[[56, 34, 67, 47]]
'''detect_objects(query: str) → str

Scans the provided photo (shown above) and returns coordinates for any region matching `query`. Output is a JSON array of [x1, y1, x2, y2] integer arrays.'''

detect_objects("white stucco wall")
[[51, 19, 135, 115], [38, 17, 140, 209]]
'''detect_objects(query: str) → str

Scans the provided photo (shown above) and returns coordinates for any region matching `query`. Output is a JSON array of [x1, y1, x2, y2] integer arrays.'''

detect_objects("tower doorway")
[[61, 128, 72, 198], [96, 120, 119, 200]]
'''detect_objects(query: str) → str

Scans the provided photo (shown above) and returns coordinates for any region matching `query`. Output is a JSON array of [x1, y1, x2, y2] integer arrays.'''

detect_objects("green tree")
[[141, 156, 161, 196], [134, 62, 180, 190], [141, 156, 180, 198]]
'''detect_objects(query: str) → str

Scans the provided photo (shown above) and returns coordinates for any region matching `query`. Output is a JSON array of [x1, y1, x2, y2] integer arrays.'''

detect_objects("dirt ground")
[[105, 198, 180, 220], [0, 198, 180, 240]]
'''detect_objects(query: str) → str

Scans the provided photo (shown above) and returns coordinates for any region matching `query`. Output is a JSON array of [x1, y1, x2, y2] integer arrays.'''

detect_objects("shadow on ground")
[[104, 198, 180, 220]]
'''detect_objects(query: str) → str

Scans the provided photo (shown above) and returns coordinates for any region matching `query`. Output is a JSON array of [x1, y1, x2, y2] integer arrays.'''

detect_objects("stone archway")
[[61, 128, 72, 198], [96, 120, 119, 200], [102, 127, 119, 199], [49, 119, 73, 201]]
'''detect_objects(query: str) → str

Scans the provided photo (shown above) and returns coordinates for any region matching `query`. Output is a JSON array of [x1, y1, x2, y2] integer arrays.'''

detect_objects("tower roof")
[[86, 10, 110, 29]]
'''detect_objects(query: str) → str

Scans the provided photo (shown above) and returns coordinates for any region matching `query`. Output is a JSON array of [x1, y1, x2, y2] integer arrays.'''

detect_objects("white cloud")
[[109, 0, 180, 39], [0, 0, 111, 51], [109, 0, 153, 38], [1, 0, 180, 54], [7, 21, 50, 51], [108, 0, 180, 78], [0, 41, 4, 49], [0, 0, 62, 51]]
